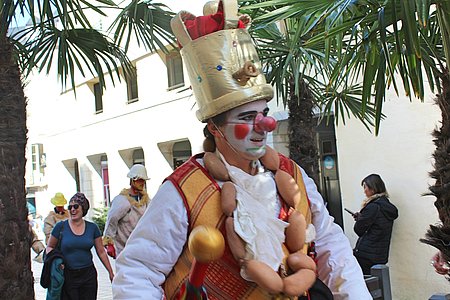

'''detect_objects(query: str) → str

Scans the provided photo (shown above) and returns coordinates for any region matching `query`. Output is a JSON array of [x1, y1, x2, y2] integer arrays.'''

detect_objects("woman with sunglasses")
[[45, 192, 114, 300]]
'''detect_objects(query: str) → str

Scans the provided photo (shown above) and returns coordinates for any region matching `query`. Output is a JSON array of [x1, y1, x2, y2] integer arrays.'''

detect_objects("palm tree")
[[245, 0, 450, 263], [242, 3, 378, 183], [0, 1, 174, 298], [287, 78, 320, 184]]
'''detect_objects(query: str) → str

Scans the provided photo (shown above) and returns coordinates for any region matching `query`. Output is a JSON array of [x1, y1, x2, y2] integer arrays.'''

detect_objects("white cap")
[[127, 164, 149, 180]]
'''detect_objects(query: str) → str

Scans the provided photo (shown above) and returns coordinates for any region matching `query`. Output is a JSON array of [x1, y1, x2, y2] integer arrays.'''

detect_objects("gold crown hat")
[[170, 0, 274, 122]]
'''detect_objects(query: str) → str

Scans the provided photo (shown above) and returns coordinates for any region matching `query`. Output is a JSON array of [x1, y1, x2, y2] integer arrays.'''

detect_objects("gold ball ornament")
[[188, 225, 225, 263]]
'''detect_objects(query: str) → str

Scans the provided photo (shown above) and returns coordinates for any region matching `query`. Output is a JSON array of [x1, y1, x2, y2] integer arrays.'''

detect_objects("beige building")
[[23, 1, 448, 298]]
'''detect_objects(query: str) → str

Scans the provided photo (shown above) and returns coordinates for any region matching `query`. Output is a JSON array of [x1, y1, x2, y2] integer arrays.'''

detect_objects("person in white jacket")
[[102, 164, 151, 258], [113, 1, 371, 299]]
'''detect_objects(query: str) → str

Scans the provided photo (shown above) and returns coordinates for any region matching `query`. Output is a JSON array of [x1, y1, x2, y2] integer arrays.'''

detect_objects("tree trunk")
[[421, 70, 450, 267], [0, 34, 35, 299], [288, 78, 320, 185]]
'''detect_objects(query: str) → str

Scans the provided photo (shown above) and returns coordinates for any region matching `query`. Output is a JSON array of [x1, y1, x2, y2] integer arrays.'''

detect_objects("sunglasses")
[[68, 204, 80, 210]]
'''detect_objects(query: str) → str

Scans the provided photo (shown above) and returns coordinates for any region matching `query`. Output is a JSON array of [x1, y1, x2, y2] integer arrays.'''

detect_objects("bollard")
[[371, 265, 392, 300]]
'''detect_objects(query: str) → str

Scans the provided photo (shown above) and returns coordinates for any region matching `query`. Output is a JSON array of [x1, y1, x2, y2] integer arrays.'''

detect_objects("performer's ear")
[[207, 121, 222, 138]]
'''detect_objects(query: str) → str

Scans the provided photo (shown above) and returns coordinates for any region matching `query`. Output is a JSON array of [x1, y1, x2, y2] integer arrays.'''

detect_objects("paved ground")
[[32, 250, 115, 300]]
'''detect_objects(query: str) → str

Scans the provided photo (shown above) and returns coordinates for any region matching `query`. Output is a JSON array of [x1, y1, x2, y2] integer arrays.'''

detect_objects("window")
[[167, 52, 184, 90], [322, 140, 333, 154], [126, 71, 139, 103], [101, 155, 111, 206], [27, 197, 36, 217], [94, 82, 103, 113], [132, 148, 145, 165], [29, 143, 45, 184], [172, 140, 191, 169], [31, 144, 39, 172], [31, 143, 45, 174]]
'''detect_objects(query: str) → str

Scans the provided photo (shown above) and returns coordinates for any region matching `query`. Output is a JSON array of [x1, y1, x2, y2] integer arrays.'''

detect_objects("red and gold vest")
[[163, 153, 312, 299]]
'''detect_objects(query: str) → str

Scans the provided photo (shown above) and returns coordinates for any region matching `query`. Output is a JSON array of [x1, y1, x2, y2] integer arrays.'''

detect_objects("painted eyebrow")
[[237, 108, 269, 118]]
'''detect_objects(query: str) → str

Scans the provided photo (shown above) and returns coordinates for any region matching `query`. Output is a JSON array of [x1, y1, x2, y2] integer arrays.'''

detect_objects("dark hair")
[[203, 112, 228, 152], [361, 174, 387, 194]]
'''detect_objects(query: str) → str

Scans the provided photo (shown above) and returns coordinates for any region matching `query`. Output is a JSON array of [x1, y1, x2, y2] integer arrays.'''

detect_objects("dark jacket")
[[353, 196, 398, 263], [41, 248, 64, 288], [47, 257, 64, 300]]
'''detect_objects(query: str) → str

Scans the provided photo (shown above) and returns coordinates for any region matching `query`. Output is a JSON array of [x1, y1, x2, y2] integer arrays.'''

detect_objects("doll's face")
[[221, 100, 269, 160]]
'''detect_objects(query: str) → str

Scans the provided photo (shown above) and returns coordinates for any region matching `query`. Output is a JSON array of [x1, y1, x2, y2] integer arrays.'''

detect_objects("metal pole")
[[371, 265, 392, 300]]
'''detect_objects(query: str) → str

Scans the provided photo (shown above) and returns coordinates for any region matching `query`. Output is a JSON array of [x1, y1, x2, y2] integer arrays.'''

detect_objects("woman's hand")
[[431, 251, 449, 275], [353, 212, 361, 221]]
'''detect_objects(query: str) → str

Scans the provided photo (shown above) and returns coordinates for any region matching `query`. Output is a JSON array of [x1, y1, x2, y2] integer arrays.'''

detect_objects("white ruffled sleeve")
[[112, 181, 188, 300], [301, 168, 372, 300]]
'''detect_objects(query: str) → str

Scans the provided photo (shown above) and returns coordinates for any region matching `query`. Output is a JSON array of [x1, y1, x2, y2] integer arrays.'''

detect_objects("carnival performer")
[[102, 164, 151, 258], [44, 192, 69, 244], [112, 1, 371, 299]]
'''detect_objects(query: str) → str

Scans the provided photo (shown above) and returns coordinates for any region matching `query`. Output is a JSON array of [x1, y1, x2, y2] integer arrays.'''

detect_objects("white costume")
[[112, 158, 372, 300], [103, 189, 150, 256]]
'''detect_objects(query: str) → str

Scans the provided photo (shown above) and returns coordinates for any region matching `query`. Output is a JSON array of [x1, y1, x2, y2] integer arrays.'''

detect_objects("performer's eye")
[[240, 114, 256, 122]]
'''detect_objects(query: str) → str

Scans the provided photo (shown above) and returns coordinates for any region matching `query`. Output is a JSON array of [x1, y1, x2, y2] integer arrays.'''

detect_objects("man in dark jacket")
[[352, 174, 399, 274]]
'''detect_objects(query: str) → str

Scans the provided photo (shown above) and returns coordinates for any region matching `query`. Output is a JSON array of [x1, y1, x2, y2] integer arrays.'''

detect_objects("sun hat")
[[50, 192, 67, 207]]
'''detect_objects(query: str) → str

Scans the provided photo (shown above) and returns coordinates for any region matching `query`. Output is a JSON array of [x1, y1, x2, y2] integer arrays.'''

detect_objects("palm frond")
[[247, 0, 449, 134], [24, 27, 133, 92], [108, 1, 176, 53]]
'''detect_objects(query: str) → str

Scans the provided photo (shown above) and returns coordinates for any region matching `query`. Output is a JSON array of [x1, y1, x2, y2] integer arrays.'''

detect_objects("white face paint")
[[221, 100, 269, 160]]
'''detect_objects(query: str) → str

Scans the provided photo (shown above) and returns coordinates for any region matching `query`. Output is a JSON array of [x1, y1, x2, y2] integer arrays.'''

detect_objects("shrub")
[[92, 207, 109, 235]]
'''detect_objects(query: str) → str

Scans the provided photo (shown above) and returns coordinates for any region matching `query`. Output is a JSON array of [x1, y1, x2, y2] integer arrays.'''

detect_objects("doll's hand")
[[106, 243, 116, 259], [239, 14, 252, 28], [431, 251, 449, 275]]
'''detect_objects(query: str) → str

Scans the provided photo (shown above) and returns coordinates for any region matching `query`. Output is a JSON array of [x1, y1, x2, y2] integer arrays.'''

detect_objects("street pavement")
[[32, 250, 115, 300]]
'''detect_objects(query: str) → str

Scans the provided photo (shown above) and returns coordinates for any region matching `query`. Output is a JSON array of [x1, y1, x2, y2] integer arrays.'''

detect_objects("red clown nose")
[[254, 113, 277, 134]]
